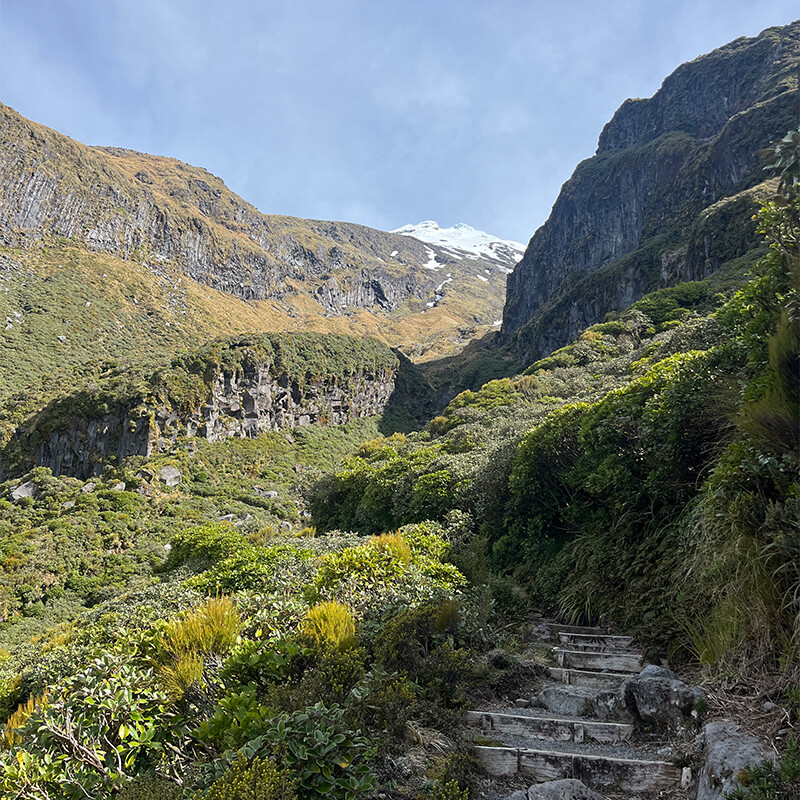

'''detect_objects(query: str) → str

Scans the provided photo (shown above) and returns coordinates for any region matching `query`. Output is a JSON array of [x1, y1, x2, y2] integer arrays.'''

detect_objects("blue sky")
[[0, 1, 796, 242]]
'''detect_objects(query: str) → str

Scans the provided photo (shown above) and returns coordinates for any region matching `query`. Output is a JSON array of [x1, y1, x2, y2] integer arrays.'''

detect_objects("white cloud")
[[374, 54, 470, 114]]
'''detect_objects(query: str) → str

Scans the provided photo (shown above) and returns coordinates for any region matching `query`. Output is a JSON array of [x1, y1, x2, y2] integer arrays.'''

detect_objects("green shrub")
[[299, 646, 366, 707], [301, 601, 356, 651], [374, 601, 472, 708], [165, 524, 245, 569], [631, 281, 711, 326], [220, 637, 310, 690], [348, 667, 416, 749], [446, 379, 520, 412], [410, 471, 458, 522], [0, 655, 177, 799], [194, 686, 274, 752], [427, 750, 476, 800], [202, 704, 374, 800], [119, 776, 183, 800], [198, 755, 297, 800]]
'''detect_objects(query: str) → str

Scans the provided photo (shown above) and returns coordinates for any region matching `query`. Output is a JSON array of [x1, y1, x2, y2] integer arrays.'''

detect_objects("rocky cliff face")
[[502, 21, 799, 362], [0, 107, 516, 318], [4, 333, 403, 480], [32, 368, 395, 480]]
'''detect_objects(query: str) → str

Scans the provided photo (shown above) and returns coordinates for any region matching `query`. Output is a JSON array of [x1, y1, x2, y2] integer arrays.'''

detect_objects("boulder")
[[527, 779, 607, 799], [11, 480, 36, 502], [696, 721, 773, 800], [159, 466, 182, 486], [592, 687, 633, 722], [622, 664, 705, 734], [81, 481, 96, 493], [531, 621, 552, 641], [536, 686, 599, 717]]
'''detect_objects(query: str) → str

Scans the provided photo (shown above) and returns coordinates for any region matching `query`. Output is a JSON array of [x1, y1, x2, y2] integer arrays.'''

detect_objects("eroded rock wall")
[[502, 22, 799, 363], [30, 364, 397, 480]]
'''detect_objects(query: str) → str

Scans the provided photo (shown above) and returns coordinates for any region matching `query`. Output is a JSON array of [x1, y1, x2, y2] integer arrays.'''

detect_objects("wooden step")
[[474, 745, 683, 792], [557, 632, 636, 653], [474, 745, 519, 776], [547, 623, 609, 636], [549, 667, 629, 689], [519, 747, 683, 793], [464, 710, 633, 744], [554, 648, 644, 674]]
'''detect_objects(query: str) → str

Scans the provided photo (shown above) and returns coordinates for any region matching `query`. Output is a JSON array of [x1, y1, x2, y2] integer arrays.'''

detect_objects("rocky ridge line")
[[501, 21, 799, 362]]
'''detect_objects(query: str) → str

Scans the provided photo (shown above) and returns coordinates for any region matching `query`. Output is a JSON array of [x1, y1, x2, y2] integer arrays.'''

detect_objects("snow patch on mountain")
[[391, 220, 525, 263]]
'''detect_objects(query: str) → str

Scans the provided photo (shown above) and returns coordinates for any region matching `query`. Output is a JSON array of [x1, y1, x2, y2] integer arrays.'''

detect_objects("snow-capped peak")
[[391, 221, 525, 263]]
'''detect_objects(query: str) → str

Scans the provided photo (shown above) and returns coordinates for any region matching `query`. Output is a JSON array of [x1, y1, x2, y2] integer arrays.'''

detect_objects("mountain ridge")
[[0, 102, 519, 376], [501, 20, 799, 362]]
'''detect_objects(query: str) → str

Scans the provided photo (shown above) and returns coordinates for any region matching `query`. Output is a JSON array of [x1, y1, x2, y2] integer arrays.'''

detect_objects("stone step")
[[557, 632, 637, 653], [549, 667, 630, 689], [554, 648, 644, 674], [474, 745, 683, 793], [464, 710, 633, 744]]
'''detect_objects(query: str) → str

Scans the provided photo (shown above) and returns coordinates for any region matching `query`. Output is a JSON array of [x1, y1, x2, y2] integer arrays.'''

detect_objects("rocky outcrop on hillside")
[[502, 21, 799, 362], [30, 369, 395, 480], [0, 106, 516, 319], [2, 333, 405, 480]]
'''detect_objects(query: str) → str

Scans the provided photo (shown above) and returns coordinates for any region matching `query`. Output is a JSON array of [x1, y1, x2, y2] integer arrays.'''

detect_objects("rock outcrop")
[[622, 665, 705, 736], [695, 721, 773, 800], [502, 21, 799, 363], [0, 105, 517, 319], [3, 332, 406, 480]]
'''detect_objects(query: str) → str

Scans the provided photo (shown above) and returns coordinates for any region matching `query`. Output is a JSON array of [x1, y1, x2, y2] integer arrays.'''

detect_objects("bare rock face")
[[622, 665, 705, 736], [527, 780, 608, 800], [0, 105, 516, 329], [10, 480, 35, 502], [159, 466, 182, 486], [696, 721, 773, 800], [5, 334, 406, 480], [502, 21, 799, 363], [29, 367, 397, 480]]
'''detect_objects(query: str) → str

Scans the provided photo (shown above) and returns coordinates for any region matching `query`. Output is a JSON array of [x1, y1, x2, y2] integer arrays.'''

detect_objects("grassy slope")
[[0, 237, 506, 406], [0, 102, 511, 377]]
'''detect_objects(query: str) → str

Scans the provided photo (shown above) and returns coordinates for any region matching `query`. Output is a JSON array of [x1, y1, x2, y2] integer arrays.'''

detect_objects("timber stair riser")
[[548, 667, 630, 689], [547, 623, 612, 636], [557, 633, 637, 653], [474, 745, 683, 792], [470, 622, 682, 793], [464, 710, 633, 744], [554, 648, 644, 673]]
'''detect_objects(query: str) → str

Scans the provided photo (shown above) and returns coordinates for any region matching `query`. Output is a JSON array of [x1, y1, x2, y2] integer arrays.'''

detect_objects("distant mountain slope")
[[501, 20, 799, 362], [0, 103, 514, 379]]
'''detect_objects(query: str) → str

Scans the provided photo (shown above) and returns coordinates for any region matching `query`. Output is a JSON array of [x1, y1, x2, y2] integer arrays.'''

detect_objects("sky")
[[0, 1, 797, 243]]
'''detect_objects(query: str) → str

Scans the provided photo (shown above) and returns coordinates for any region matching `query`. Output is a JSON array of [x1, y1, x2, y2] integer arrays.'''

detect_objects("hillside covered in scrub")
[[0, 21, 798, 800], [0, 173, 796, 799]]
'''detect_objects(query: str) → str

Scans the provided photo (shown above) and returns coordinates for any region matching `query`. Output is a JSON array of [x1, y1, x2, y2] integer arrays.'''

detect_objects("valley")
[[0, 19, 797, 800]]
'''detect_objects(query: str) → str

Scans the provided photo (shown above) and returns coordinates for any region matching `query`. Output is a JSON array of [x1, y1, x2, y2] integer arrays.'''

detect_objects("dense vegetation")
[[311, 190, 799, 671]]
